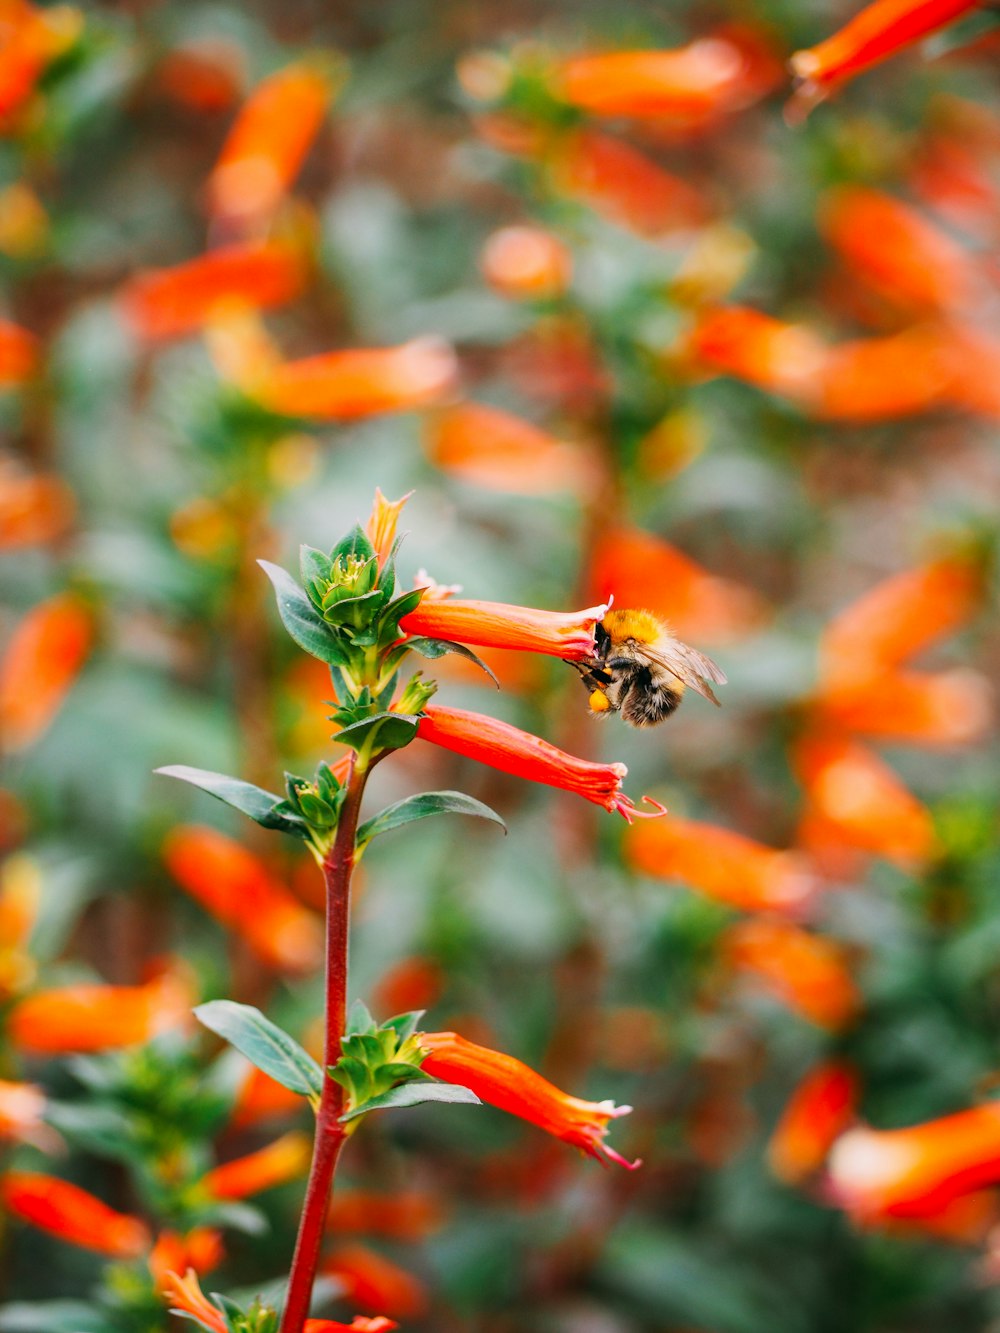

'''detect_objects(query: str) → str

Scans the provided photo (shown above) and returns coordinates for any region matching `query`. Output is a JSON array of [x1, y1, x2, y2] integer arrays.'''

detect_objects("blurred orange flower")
[[0, 1, 82, 124], [0, 463, 75, 548], [416, 704, 662, 822], [370, 954, 445, 1018], [480, 225, 572, 299], [149, 1227, 224, 1289], [819, 185, 980, 315], [684, 305, 826, 401], [1, 1171, 150, 1257], [794, 731, 937, 868], [418, 1030, 639, 1168], [8, 967, 194, 1054], [120, 241, 305, 341], [163, 825, 323, 974], [624, 814, 816, 914], [202, 1130, 312, 1201], [0, 593, 92, 752], [788, 0, 984, 120], [721, 918, 862, 1029], [230, 1061, 310, 1130], [155, 40, 246, 114], [426, 402, 597, 498], [0, 1078, 50, 1147], [589, 525, 767, 643], [207, 59, 338, 230], [0, 317, 39, 384], [768, 1061, 859, 1183], [814, 326, 954, 421], [401, 594, 607, 661], [0, 851, 40, 998], [817, 669, 992, 746], [164, 1268, 398, 1333], [828, 1103, 1000, 1222], [323, 1243, 428, 1318], [328, 1189, 445, 1242]]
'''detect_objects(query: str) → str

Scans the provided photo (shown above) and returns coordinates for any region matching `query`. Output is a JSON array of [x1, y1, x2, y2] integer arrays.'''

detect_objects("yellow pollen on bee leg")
[[588, 688, 611, 713]]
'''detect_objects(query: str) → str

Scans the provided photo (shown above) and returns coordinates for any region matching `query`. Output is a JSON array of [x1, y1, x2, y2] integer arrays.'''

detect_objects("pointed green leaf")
[[385, 1010, 425, 1041], [258, 559, 348, 666], [340, 1080, 481, 1122], [334, 711, 420, 754], [357, 790, 506, 847], [155, 766, 307, 836], [329, 525, 375, 567], [345, 999, 376, 1036], [195, 1001, 322, 1102], [300, 544, 334, 599], [403, 637, 500, 687]]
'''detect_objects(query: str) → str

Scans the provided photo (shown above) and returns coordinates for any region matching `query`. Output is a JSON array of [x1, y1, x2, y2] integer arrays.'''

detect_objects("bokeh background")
[[3, 1, 1000, 1329]]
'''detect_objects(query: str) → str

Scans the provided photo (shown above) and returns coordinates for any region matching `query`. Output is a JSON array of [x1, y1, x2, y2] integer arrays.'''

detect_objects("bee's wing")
[[649, 637, 727, 706]]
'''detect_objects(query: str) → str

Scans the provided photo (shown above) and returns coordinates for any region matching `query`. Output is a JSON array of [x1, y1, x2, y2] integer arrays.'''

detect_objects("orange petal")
[[203, 1130, 312, 1201], [684, 305, 827, 399], [814, 325, 954, 421], [721, 918, 862, 1030], [149, 1227, 224, 1289], [817, 669, 992, 746], [0, 593, 92, 752], [0, 317, 39, 384], [163, 825, 322, 974], [8, 968, 194, 1054], [624, 814, 816, 913], [400, 595, 607, 661], [768, 1061, 858, 1183], [230, 1061, 309, 1130], [1, 1171, 150, 1258]]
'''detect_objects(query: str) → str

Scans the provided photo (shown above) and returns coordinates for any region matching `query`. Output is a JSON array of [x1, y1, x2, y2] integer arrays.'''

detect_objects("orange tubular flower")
[[828, 1103, 1000, 1222], [814, 326, 953, 421], [794, 731, 936, 868], [417, 1030, 639, 1169], [149, 1228, 224, 1289], [0, 318, 39, 384], [818, 186, 980, 315], [8, 968, 193, 1054], [820, 557, 983, 689], [426, 402, 597, 498], [684, 305, 827, 401], [788, 0, 985, 119], [721, 918, 862, 1030], [365, 487, 412, 573], [0, 593, 92, 752], [550, 128, 710, 236], [816, 668, 992, 746], [207, 60, 336, 229], [624, 815, 816, 914], [589, 525, 767, 643], [1, 1172, 150, 1258], [202, 1130, 312, 1201], [120, 241, 304, 341], [400, 595, 607, 662], [553, 36, 767, 120], [328, 1189, 445, 1242], [0, 465, 75, 548], [230, 1061, 309, 1129], [416, 704, 662, 823], [0, 1, 81, 123], [480, 225, 572, 300], [768, 1061, 859, 1184], [323, 1244, 427, 1318], [163, 825, 322, 974]]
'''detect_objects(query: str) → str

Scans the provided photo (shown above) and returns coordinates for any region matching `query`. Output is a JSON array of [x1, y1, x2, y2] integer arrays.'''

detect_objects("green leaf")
[[258, 560, 348, 666], [403, 636, 500, 686], [385, 1010, 425, 1041], [195, 1001, 323, 1102], [300, 544, 334, 600], [329, 525, 375, 567], [334, 711, 420, 754], [340, 1080, 481, 1122], [357, 790, 506, 848], [155, 766, 306, 836], [345, 999, 376, 1036]]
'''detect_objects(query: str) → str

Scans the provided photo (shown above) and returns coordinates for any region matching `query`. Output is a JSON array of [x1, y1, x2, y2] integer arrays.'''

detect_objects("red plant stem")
[[279, 757, 368, 1333]]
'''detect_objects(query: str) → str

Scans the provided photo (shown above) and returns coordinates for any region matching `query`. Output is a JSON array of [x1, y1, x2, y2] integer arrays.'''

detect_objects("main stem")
[[280, 757, 369, 1333]]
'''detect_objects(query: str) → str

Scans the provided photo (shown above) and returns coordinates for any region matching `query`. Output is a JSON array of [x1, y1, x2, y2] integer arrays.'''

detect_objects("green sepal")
[[329, 524, 376, 568], [194, 1001, 323, 1106], [345, 998, 376, 1035], [385, 1009, 425, 1040], [300, 544, 335, 608], [258, 560, 349, 666], [356, 790, 506, 850], [333, 711, 420, 755], [340, 1081, 481, 1123], [155, 766, 309, 839], [320, 586, 386, 631], [328, 1006, 431, 1116], [400, 636, 500, 686]]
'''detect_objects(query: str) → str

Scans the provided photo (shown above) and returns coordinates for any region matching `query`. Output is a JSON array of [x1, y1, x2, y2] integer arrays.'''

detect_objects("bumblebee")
[[574, 608, 727, 727]]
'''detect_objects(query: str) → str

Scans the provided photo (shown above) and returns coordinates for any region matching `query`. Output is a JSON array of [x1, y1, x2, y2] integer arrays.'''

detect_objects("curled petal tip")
[[618, 795, 669, 823]]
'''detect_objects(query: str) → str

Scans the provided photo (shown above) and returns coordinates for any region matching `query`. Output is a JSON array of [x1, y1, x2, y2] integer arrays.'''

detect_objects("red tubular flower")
[[207, 59, 336, 229], [426, 402, 597, 498], [418, 1030, 639, 1168], [0, 593, 92, 752], [323, 1244, 427, 1318], [552, 36, 768, 119], [828, 1103, 1000, 1222], [624, 814, 816, 914], [1, 1171, 150, 1258], [721, 919, 862, 1030], [0, 318, 39, 384], [401, 596, 607, 662], [120, 241, 305, 341], [416, 704, 662, 823], [788, 0, 985, 120], [768, 1061, 859, 1184], [8, 967, 194, 1054], [163, 825, 322, 974], [818, 185, 980, 315], [202, 1131, 312, 1201]]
